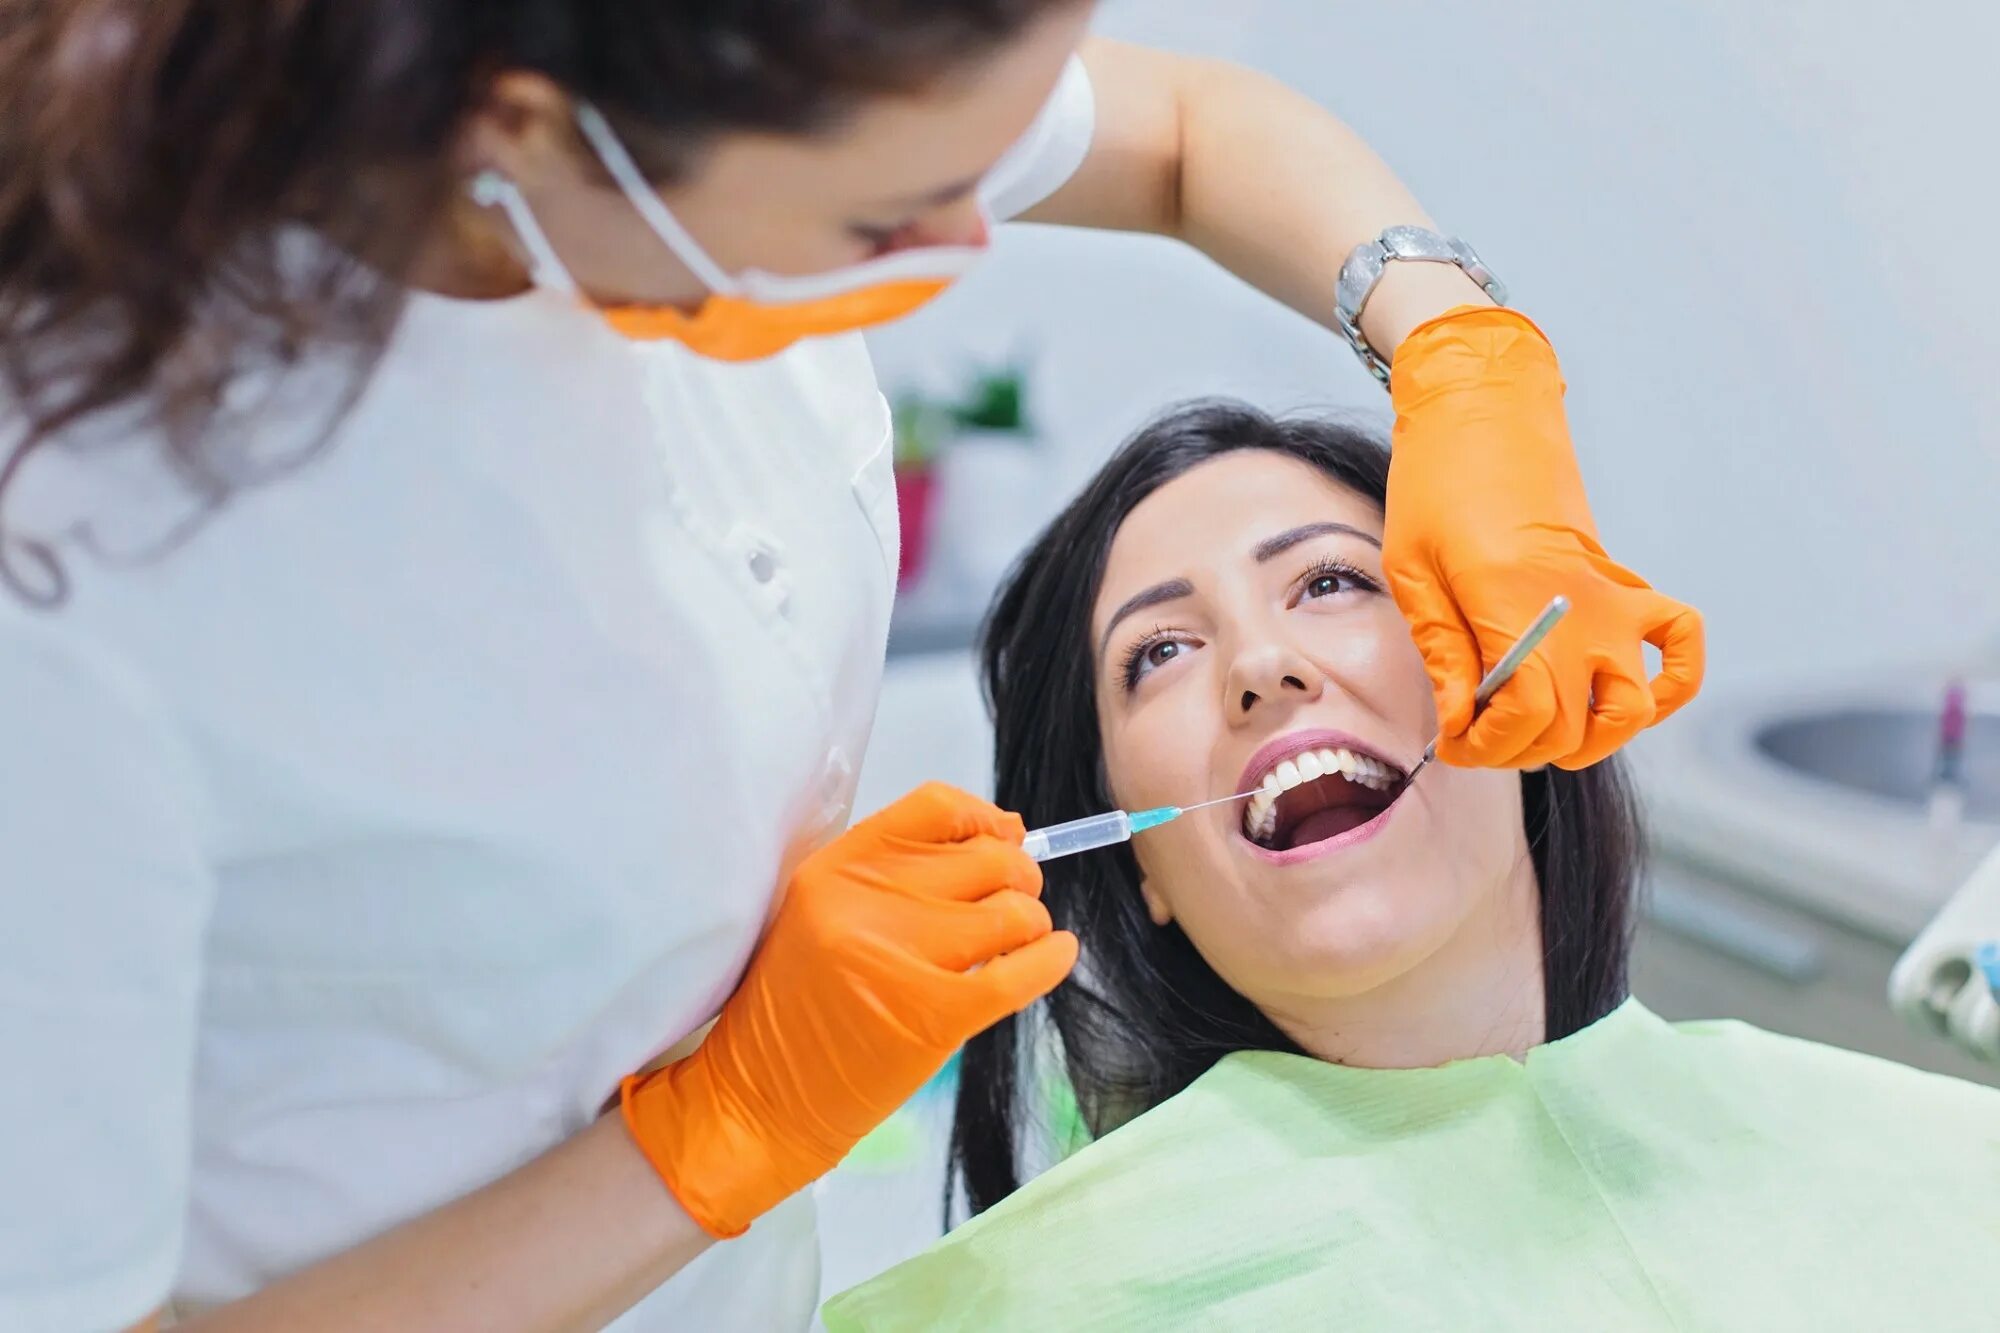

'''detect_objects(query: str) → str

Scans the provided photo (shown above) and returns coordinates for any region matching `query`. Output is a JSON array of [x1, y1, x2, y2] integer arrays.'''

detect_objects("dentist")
[[0, 3, 1702, 1330]]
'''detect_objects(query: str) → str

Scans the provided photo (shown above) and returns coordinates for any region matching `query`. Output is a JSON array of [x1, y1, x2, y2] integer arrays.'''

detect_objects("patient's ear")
[[1139, 875, 1174, 927]]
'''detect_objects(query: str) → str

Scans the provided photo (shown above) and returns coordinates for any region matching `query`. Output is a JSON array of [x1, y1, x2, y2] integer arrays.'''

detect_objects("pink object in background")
[[1941, 679, 1969, 754], [1929, 677, 1970, 834], [894, 468, 934, 590]]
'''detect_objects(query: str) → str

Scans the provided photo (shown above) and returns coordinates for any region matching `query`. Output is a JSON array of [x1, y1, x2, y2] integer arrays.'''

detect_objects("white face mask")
[[468, 103, 992, 360]]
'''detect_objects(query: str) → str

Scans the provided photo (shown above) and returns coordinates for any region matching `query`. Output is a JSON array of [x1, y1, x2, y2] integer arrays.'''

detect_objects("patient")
[[825, 404, 1999, 1331]]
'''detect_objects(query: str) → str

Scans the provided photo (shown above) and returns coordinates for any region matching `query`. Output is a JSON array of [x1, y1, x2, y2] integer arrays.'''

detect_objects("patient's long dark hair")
[[950, 401, 1645, 1220]]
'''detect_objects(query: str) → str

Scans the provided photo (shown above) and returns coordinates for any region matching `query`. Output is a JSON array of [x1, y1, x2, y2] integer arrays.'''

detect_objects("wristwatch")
[[1334, 226, 1509, 386]]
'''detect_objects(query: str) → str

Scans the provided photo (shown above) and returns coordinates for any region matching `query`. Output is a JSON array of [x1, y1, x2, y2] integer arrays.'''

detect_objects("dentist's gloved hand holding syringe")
[[626, 784, 1072, 1238]]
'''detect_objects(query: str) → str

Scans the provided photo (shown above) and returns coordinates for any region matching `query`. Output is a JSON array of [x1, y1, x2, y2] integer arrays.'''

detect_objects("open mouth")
[[1238, 734, 1411, 855]]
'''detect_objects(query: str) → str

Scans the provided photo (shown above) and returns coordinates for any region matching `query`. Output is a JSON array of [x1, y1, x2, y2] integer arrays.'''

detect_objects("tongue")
[[1286, 804, 1379, 848]]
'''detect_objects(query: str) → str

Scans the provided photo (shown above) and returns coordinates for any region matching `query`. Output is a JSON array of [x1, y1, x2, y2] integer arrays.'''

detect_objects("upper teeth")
[[1243, 747, 1400, 843]]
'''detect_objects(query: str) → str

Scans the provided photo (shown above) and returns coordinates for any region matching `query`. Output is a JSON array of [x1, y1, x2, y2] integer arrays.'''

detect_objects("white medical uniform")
[[0, 61, 1092, 1333]]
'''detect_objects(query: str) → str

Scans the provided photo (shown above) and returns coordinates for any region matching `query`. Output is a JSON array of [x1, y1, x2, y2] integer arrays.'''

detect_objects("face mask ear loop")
[[468, 169, 581, 297], [574, 101, 740, 297]]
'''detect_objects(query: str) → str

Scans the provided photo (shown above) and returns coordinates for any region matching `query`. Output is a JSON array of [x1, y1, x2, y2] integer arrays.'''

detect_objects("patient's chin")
[[1213, 874, 1462, 1003]]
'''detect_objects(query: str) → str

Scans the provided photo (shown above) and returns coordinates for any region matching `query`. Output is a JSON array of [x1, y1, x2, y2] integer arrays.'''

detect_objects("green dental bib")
[[826, 1001, 2000, 1331]]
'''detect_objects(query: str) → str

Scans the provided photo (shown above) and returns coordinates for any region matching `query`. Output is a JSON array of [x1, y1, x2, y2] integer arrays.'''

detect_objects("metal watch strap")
[[1334, 226, 1509, 385]]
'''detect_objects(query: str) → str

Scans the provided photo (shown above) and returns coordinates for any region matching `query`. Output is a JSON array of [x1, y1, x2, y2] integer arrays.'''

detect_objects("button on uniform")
[[731, 524, 791, 614]]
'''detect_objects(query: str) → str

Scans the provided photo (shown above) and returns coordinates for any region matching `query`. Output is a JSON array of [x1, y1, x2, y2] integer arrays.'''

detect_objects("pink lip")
[[1232, 727, 1414, 867], [1239, 799, 1401, 864]]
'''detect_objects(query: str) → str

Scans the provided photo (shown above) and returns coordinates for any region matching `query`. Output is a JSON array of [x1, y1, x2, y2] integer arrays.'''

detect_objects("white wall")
[[869, 0, 2000, 693]]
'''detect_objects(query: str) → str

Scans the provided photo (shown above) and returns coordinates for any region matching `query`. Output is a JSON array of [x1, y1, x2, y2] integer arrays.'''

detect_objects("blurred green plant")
[[891, 361, 1035, 470], [953, 366, 1030, 433]]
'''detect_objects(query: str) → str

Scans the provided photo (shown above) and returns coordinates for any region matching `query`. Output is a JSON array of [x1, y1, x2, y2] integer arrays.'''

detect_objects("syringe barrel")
[[1021, 809, 1133, 863]]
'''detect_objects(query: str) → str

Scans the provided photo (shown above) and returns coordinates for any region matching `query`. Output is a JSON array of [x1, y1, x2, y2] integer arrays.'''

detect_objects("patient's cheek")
[[1126, 815, 1222, 928], [1310, 605, 1439, 732], [1102, 712, 1202, 815], [1390, 636, 1441, 733]]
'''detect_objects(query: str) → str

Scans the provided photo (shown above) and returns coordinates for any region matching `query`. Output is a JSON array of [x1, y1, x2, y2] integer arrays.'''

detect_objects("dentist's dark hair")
[[0, 0, 1081, 604], [950, 401, 1645, 1220]]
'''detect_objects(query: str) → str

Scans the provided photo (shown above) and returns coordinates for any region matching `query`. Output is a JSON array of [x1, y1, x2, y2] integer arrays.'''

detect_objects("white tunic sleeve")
[[981, 54, 1097, 221], [0, 610, 214, 1333]]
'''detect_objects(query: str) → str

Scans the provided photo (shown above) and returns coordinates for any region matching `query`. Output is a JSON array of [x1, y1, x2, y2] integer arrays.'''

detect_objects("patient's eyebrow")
[[1253, 522, 1380, 562], [1097, 578, 1195, 659]]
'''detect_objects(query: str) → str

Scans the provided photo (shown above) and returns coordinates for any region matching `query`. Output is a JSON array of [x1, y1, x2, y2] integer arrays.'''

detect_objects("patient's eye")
[[1121, 629, 1197, 689], [1294, 556, 1380, 607]]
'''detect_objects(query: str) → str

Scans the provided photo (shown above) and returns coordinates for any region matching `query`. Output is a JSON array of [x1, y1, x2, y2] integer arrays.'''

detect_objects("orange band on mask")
[[602, 277, 954, 361]]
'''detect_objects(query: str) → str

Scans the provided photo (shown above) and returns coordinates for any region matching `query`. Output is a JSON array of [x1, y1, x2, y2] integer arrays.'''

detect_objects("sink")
[[1634, 675, 2000, 945], [1756, 707, 2000, 821]]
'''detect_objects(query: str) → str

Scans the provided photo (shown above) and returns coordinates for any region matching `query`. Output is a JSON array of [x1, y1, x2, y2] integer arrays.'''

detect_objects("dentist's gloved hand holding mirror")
[[1384, 307, 1705, 771]]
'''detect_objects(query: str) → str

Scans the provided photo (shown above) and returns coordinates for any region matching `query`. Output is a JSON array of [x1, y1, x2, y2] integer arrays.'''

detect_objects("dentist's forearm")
[[1038, 40, 1495, 355], [175, 1114, 714, 1333], [1177, 54, 1498, 352]]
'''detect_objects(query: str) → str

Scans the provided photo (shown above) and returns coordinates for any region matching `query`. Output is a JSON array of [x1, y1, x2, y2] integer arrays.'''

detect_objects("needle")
[[1166, 790, 1263, 816]]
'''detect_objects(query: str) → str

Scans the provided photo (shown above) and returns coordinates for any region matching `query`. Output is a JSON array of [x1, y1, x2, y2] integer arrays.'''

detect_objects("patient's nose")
[[1226, 640, 1325, 721]]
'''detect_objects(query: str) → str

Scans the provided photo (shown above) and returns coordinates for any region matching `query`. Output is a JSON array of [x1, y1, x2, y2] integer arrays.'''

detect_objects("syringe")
[[1022, 791, 1259, 864]]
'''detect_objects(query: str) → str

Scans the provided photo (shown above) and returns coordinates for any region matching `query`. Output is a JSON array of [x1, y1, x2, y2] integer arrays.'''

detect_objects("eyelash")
[[1293, 555, 1382, 605], [1120, 623, 1185, 691], [1117, 557, 1383, 692]]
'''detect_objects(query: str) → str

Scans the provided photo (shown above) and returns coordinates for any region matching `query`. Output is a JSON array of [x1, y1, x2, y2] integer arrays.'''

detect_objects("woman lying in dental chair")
[[825, 404, 2000, 1331]]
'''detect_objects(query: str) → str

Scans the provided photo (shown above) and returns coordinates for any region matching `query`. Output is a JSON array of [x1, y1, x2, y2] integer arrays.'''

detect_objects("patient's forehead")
[[1093, 452, 1383, 622]]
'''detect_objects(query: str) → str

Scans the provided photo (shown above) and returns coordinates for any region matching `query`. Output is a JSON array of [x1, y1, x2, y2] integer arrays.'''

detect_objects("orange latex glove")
[[621, 782, 1076, 1238], [1385, 306, 1704, 770]]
